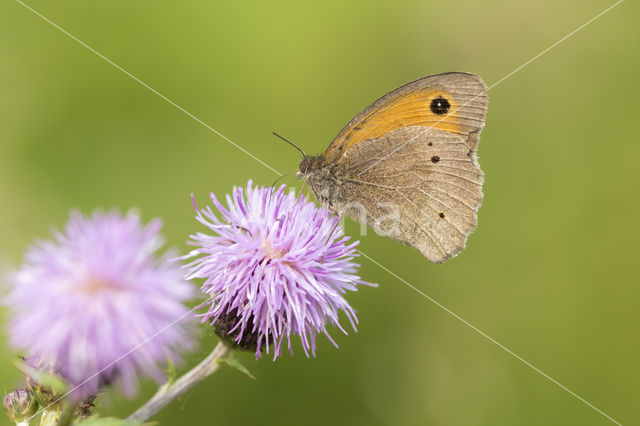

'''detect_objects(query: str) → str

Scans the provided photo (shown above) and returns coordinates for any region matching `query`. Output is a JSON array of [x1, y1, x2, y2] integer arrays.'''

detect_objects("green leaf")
[[165, 358, 178, 387], [14, 359, 68, 394], [218, 355, 256, 380]]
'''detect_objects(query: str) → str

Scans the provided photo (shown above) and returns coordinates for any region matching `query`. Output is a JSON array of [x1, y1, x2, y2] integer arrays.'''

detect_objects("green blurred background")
[[1, 0, 638, 425]]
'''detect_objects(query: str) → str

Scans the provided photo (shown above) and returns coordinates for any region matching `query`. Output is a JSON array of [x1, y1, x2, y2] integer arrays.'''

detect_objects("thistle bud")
[[23, 365, 63, 407], [214, 309, 260, 352], [3, 388, 38, 423]]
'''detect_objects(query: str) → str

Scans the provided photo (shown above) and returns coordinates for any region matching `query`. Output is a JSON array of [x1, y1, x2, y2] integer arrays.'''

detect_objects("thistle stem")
[[127, 342, 232, 423]]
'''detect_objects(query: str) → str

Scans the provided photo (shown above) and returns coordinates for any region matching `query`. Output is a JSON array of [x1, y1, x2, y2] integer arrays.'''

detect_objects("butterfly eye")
[[430, 97, 450, 115], [299, 158, 311, 173]]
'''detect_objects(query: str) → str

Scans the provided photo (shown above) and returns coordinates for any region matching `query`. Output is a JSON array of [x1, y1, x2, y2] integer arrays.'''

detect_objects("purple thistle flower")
[[5, 210, 195, 399], [183, 181, 373, 360]]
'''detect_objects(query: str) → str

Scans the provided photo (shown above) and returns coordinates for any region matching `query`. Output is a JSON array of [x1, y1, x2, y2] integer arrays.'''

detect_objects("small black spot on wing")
[[431, 155, 440, 163]]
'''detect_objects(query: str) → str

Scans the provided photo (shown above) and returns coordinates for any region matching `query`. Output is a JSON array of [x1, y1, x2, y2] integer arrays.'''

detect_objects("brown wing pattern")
[[331, 126, 483, 263], [323, 72, 488, 164]]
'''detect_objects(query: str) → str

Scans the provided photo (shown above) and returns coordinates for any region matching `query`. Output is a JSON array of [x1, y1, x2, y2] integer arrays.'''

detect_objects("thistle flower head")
[[183, 181, 372, 359], [6, 210, 195, 399]]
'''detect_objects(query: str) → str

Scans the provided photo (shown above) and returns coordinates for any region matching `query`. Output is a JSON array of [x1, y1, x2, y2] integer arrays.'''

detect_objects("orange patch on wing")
[[325, 89, 466, 161]]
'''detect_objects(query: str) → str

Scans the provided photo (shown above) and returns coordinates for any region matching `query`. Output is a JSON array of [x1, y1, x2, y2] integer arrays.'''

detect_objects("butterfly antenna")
[[273, 131, 307, 158]]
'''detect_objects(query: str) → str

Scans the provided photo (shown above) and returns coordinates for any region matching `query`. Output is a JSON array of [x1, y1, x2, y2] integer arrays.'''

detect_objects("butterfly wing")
[[321, 73, 488, 263], [323, 72, 488, 164], [331, 126, 483, 263]]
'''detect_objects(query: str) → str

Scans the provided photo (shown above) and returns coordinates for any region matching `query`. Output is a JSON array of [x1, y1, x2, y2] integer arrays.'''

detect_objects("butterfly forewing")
[[323, 72, 488, 164]]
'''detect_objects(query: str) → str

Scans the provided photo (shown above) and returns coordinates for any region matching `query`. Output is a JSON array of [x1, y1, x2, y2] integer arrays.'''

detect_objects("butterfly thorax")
[[297, 154, 344, 207]]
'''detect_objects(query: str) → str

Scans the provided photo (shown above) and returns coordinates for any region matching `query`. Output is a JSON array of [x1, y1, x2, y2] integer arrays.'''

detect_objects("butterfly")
[[297, 72, 488, 263]]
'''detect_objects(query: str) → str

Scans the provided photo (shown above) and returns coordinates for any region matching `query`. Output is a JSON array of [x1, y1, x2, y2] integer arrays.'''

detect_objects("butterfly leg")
[[300, 176, 310, 197], [327, 214, 342, 240]]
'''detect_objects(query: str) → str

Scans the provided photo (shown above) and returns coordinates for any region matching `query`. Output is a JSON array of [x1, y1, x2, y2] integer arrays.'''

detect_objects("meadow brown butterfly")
[[297, 72, 488, 263]]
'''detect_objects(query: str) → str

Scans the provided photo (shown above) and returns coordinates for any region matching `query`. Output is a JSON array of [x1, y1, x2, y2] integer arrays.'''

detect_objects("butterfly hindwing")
[[332, 126, 483, 263]]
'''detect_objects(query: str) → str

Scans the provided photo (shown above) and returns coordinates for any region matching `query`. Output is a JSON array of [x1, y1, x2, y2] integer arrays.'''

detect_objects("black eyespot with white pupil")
[[430, 96, 450, 115]]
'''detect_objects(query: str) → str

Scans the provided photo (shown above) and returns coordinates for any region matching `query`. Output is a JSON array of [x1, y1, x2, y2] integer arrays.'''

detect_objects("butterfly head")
[[297, 155, 325, 179]]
